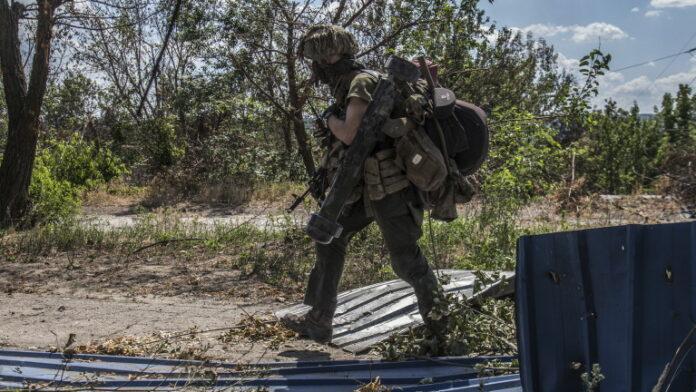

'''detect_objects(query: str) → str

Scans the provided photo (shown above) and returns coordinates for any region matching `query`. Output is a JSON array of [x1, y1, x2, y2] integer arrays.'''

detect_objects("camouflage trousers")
[[303, 186, 441, 323]]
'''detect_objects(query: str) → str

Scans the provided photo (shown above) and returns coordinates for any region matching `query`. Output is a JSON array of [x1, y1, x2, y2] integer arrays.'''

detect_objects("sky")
[[480, 0, 696, 112]]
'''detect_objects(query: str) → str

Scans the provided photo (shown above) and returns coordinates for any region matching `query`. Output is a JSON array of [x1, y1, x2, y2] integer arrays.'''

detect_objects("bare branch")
[[331, 0, 347, 24], [357, 19, 425, 58], [136, 0, 184, 117], [342, 0, 375, 28]]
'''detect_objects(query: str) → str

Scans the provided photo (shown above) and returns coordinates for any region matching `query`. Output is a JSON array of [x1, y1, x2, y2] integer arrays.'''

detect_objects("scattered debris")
[[0, 349, 520, 391], [276, 270, 514, 353], [218, 315, 296, 350], [71, 328, 211, 360]]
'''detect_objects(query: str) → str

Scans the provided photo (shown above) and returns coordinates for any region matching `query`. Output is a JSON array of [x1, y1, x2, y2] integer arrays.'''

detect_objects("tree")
[[0, 0, 64, 227], [675, 84, 693, 143], [43, 72, 98, 136], [661, 93, 676, 141], [0, 79, 7, 151]]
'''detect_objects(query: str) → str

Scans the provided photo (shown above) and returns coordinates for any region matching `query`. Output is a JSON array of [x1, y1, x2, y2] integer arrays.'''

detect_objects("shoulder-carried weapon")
[[304, 56, 421, 244], [287, 167, 327, 213]]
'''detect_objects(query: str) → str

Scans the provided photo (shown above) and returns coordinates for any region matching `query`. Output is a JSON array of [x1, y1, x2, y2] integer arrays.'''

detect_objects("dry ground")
[[0, 190, 692, 364]]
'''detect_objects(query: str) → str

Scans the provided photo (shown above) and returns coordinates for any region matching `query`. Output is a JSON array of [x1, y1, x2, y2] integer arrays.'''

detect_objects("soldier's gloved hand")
[[314, 117, 330, 139], [321, 102, 341, 121]]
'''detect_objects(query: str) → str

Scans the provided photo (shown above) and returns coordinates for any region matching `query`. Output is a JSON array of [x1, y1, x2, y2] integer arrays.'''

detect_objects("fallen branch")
[[652, 324, 696, 392]]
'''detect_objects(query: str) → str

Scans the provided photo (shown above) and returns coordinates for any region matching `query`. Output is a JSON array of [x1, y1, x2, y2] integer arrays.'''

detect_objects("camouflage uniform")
[[303, 70, 441, 328], [282, 25, 443, 343]]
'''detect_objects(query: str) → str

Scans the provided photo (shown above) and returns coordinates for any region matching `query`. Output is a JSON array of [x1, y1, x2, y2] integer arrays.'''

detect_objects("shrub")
[[575, 101, 661, 194], [26, 134, 127, 224], [140, 116, 185, 168], [483, 108, 567, 203], [40, 133, 127, 189], [28, 155, 81, 225]]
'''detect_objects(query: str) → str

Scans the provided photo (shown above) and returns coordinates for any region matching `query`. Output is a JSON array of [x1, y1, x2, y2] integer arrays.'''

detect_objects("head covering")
[[298, 25, 359, 63]]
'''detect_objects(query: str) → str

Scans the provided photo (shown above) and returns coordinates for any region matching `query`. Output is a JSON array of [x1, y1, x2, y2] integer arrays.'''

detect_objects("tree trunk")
[[286, 19, 315, 176], [0, 0, 58, 227]]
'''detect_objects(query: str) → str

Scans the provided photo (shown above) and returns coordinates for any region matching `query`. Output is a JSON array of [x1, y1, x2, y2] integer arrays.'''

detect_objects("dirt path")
[[2, 194, 690, 364], [0, 291, 373, 363]]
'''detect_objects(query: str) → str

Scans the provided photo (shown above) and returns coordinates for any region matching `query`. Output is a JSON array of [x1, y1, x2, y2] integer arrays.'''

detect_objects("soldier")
[[281, 25, 443, 344]]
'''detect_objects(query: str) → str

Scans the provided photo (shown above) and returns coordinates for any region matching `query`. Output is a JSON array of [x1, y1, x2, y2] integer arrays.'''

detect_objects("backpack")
[[425, 100, 489, 177], [392, 65, 490, 221]]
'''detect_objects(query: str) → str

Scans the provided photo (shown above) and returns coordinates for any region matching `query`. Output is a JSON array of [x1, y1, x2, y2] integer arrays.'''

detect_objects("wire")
[[612, 46, 696, 73], [654, 30, 696, 82]]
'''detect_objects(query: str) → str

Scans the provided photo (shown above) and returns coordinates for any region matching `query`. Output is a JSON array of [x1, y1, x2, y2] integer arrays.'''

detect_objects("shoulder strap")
[[360, 69, 381, 79]]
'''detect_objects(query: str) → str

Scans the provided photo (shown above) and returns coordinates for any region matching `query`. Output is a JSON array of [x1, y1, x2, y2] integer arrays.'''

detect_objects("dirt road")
[[0, 290, 372, 363], [1, 194, 691, 364]]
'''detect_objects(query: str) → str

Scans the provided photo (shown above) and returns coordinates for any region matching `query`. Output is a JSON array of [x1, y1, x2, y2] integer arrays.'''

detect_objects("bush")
[[28, 155, 81, 225], [575, 101, 661, 194], [40, 133, 127, 189], [26, 134, 127, 224], [483, 108, 567, 203], [140, 116, 185, 168]]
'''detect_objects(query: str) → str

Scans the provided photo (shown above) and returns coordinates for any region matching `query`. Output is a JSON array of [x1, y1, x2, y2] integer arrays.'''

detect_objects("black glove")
[[314, 103, 343, 146]]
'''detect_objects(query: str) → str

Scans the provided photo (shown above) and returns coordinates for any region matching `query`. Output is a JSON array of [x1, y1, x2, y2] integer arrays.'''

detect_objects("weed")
[[581, 363, 605, 392], [355, 377, 390, 392]]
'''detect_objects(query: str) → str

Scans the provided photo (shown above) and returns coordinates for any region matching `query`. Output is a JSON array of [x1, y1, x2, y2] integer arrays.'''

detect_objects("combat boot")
[[280, 309, 333, 344]]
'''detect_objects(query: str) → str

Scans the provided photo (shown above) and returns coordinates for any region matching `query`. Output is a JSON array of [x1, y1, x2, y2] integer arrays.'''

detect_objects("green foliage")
[[140, 116, 185, 168], [661, 93, 676, 135], [378, 290, 516, 360], [191, 96, 305, 182], [28, 156, 81, 225], [41, 134, 127, 189], [576, 100, 661, 194], [43, 73, 97, 134], [557, 48, 612, 143], [571, 49, 612, 112], [484, 109, 566, 202], [27, 134, 127, 224], [674, 84, 693, 144]]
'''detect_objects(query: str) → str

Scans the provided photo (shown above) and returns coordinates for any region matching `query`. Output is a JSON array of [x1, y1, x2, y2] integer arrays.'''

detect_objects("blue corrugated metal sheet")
[[0, 349, 521, 391], [516, 221, 696, 392]]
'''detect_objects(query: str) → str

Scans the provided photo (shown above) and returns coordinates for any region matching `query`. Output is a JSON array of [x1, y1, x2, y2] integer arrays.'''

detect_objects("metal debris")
[[276, 270, 514, 353], [0, 349, 520, 391]]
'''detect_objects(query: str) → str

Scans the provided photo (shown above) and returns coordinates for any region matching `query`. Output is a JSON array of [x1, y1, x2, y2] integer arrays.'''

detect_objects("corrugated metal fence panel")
[[516, 222, 696, 392], [0, 349, 521, 391], [276, 269, 514, 353]]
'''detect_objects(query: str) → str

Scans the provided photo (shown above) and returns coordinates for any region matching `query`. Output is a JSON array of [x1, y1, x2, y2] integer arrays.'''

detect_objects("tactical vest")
[[320, 68, 488, 221], [321, 70, 411, 207]]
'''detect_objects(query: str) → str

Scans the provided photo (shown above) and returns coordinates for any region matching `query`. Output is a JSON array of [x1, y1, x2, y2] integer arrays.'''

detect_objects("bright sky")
[[481, 0, 696, 112]]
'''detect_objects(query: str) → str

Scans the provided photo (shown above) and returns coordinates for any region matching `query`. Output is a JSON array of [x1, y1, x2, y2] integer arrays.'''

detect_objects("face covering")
[[312, 57, 365, 87]]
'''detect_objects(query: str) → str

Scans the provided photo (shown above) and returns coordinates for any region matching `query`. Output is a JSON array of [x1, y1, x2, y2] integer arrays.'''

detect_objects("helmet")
[[298, 25, 359, 63]]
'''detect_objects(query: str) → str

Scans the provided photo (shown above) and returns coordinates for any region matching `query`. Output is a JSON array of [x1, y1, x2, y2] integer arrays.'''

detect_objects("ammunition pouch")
[[425, 169, 477, 222], [395, 124, 447, 192], [364, 149, 409, 201]]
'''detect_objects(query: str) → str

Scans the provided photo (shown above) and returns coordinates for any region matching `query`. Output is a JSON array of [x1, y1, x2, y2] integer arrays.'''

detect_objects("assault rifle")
[[286, 102, 337, 213], [287, 167, 327, 213], [304, 56, 421, 244]]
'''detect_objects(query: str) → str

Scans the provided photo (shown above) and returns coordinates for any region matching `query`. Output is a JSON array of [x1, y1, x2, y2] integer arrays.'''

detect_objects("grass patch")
[[82, 180, 149, 206]]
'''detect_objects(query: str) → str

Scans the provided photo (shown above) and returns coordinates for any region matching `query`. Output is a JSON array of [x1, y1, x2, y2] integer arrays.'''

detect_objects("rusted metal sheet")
[[276, 269, 514, 353], [0, 349, 520, 391]]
